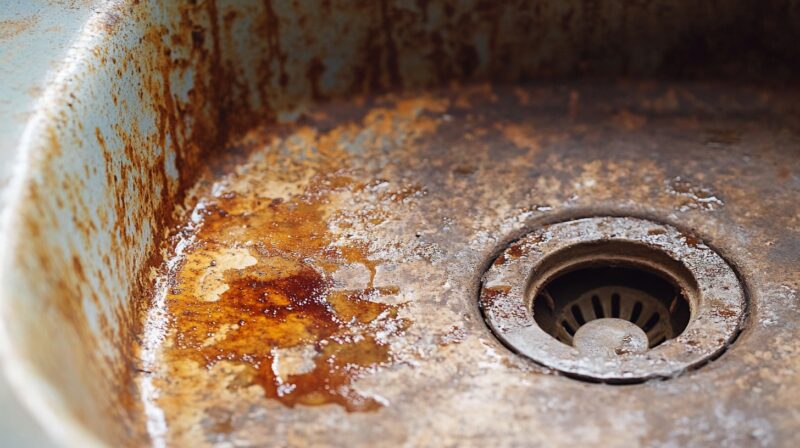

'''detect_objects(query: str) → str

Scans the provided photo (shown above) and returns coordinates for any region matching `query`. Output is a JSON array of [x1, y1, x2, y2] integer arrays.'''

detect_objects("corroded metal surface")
[[573, 318, 650, 360], [0, 0, 798, 446], [480, 217, 746, 382], [139, 85, 800, 446]]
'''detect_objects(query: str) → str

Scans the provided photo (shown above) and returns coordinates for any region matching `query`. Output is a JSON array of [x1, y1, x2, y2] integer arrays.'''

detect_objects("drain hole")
[[630, 301, 643, 324], [571, 305, 586, 325], [591, 295, 604, 318], [533, 265, 691, 348], [643, 313, 660, 333]]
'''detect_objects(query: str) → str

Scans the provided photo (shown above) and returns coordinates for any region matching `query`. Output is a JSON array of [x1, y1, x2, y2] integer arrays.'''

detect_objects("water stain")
[[666, 177, 724, 211]]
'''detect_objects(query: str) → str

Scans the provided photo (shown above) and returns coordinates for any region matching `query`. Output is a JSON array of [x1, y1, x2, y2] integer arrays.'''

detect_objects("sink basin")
[[1, 1, 799, 446]]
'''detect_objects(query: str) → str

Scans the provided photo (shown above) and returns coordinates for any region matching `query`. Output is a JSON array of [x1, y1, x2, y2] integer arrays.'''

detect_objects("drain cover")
[[573, 318, 648, 360], [479, 217, 746, 382]]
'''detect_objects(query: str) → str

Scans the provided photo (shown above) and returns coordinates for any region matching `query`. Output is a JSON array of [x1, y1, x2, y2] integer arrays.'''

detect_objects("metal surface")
[[480, 217, 746, 382], [0, 2, 106, 447], [573, 318, 649, 360], [0, 1, 798, 447]]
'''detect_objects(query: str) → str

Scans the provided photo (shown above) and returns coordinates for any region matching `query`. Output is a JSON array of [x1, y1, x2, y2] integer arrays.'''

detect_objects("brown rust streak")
[[262, 0, 288, 87], [378, 0, 401, 88]]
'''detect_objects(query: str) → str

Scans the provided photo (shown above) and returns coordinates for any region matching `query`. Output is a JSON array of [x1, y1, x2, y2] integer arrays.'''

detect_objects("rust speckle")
[[507, 243, 524, 258], [0, 14, 40, 41], [684, 234, 702, 248], [481, 285, 512, 306]]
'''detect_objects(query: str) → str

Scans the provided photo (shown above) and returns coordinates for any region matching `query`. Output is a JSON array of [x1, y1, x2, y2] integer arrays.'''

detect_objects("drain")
[[479, 217, 746, 382], [534, 266, 691, 348], [573, 318, 648, 360]]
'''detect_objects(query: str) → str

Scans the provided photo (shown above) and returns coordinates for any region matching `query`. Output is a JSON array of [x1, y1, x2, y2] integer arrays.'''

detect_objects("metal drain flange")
[[479, 216, 746, 382]]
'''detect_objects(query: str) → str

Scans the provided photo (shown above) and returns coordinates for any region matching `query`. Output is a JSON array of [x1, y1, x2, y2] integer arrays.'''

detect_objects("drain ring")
[[479, 216, 746, 382]]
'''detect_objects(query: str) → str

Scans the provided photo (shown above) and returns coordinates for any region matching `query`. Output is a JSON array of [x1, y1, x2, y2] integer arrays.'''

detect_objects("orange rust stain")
[[684, 234, 702, 248], [163, 172, 409, 411], [613, 109, 647, 130], [453, 83, 497, 108], [501, 123, 541, 152], [512, 87, 531, 106], [140, 89, 454, 421]]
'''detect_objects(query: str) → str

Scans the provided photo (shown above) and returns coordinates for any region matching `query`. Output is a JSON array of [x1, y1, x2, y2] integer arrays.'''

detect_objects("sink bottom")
[[136, 81, 800, 446]]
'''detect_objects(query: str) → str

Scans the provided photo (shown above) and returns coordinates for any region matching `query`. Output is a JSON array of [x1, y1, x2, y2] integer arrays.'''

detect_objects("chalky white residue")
[[139, 199, 207, 448]]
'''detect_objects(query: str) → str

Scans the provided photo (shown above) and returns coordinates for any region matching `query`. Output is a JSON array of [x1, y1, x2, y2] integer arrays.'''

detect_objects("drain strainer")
[[479, 216, 746, 382]]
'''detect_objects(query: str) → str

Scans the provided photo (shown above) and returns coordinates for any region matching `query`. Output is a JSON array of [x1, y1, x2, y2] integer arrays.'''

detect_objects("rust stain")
[[501, 123, 542, 152], [683, 234, 703, 248], [0, 14, 40, 41], [163, 176, 408, 411], [714, 308, 739, 318], [262, 0, 288, 88], [613, 109, 647, 130], [481, 285, 512, 306], [704, 128, 741, 146], [507, 244, 524, 258], [143, 94, 454, 415]]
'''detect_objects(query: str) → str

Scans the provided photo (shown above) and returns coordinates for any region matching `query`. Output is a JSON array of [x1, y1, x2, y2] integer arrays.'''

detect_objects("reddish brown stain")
[[507, 243, 524, 258], [262, 0, 288, 87], [307, 57, 326, 101], [160, 156, 411, 411], [378, 0, 401, 88], [140, 92, 458, 418], [481, 285, 512, 306], [170, 263, 402, 411], [453, 164, 477, 176], [684, 234, 702, 248], [714, 308, 738, 318]]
